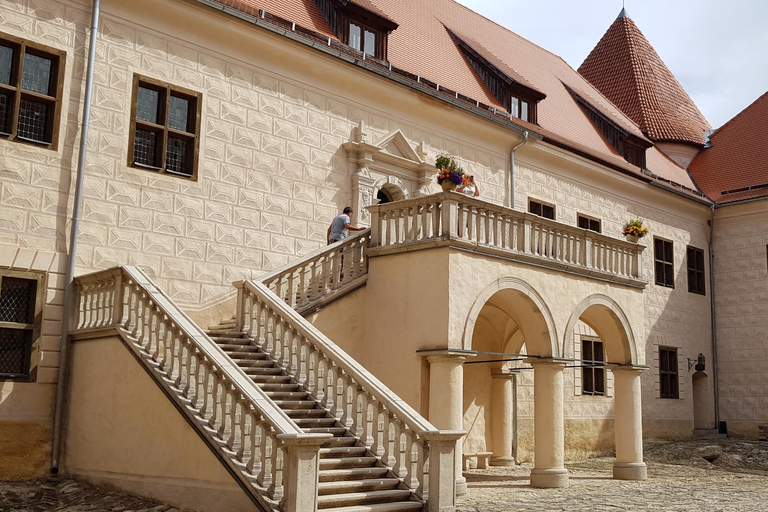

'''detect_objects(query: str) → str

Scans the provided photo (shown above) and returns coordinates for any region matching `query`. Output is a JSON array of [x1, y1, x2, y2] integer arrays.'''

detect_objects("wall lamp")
[[688, 353, 705, 372]]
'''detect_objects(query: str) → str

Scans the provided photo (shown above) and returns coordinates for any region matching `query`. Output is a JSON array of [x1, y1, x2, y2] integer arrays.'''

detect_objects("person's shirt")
[[329, 213, 351, 241], [462, 184, 477, 197]]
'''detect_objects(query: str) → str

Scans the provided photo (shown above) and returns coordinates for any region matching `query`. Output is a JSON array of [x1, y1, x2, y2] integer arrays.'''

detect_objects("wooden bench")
[[463, 452, 493, 470]]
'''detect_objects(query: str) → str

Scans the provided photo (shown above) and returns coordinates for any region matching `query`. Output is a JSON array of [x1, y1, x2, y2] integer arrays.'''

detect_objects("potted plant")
[[435, 153, 465, 191], [622, 217, 649, 243]]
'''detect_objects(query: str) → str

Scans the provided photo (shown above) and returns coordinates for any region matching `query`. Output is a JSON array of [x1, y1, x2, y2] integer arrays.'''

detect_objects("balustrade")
[[368, 192, 644, 283]]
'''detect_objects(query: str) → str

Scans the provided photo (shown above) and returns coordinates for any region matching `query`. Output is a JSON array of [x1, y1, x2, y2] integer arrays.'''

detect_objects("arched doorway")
[[692, 371, 714, 430], [461, 278, 566, 488], [563, 295, 646, 481]]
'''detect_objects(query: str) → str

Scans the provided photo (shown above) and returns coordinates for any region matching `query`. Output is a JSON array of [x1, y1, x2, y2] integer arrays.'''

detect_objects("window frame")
[[654, 237, 675, 288], [577, 214, 601, 233], [686, 246, 706, 295], [529, 199, 555, 220], [346, 19, 382, 57], [659, 347, 679, 399], [581, 337, 606, 396], [0, 33, 65, 149], [128, 75, 202, 180], [0, 270, 44, 381]]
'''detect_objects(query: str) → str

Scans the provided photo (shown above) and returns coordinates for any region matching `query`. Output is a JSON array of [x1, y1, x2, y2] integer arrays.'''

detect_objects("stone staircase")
[[206, 318, 422, 512]]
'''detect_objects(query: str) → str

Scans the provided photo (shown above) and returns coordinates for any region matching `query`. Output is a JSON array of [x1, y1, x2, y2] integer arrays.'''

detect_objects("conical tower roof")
[[578, 11, 710, 146]]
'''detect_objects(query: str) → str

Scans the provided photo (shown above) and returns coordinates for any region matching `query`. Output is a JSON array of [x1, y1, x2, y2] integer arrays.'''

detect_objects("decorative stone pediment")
[[343, 122, 435, 223]]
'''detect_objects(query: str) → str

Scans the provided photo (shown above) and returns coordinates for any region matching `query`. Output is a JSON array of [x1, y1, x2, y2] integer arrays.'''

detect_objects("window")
[[347, 21, 381, 57], [578, 215, 601, 233], [0, 35, 64, 147], [687, 246, 705, 295], [129, 76, 201, 179], [582, 338, 605, 396], [529, 200, 555, 220], [654, 238, 674, 288], [0, 272, 42, 379], [659, 347, 679, 399]]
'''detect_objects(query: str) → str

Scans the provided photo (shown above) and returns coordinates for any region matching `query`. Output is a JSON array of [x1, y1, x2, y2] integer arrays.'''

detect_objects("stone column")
[[276, 433, 331, 512], [490, 369, 516, 466], [427, 353, 469, 495], [528, 359, 568, 488], [612, 366, 647, 480]]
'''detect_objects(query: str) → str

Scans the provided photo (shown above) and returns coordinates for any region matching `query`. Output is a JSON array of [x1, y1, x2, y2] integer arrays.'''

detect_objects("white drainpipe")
[[509, 131, 529, 209], [51, 0, 101, 473]]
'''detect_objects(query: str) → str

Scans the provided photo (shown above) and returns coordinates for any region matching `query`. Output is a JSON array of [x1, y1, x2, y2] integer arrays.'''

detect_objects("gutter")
[[708, 206, 720, 429], [648, 180, 714, 206], [509, 131, 529, 209], [51, 0, 100, 473]]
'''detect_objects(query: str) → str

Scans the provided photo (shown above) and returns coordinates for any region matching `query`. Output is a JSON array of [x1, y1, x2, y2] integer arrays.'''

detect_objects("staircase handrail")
[[237, 279, 461, 506], [71, 266, 329, 511]]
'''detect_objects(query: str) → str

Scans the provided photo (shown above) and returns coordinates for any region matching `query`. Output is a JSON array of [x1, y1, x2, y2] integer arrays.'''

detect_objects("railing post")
[[523, 219, 532, 255], [370, 206, 381, 247], [234, 281, 245, 331], [440, 195, 459, 239], [584, 235, 592, 268], [422, 431, 465, 512], [111, 270, 123, 327], [277, 433, 330, 512]]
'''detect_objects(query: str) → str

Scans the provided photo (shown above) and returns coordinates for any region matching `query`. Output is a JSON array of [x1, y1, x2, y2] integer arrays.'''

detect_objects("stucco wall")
[[712, 201, 768, 437], [65, 336, 255, 512]]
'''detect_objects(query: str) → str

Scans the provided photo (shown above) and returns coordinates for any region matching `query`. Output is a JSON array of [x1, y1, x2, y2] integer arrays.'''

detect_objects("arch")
[[373, 177, 409, 203], [462, 277, 559, 357], [562, 294, 638, 365]]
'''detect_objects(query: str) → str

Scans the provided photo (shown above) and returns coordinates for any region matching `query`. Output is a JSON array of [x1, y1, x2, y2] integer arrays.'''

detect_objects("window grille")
[[0, 275, 38, 379]]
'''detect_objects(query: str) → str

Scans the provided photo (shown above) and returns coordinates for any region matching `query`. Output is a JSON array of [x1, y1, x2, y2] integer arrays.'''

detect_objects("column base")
[[613, 462, 647, 480], [530, 467, 569, 488], [456, 475, 467, 495], [490, 456, 517, 467]]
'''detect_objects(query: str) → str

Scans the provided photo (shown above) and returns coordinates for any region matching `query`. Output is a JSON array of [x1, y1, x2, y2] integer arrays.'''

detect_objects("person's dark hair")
[[343, 206, 353, 214]]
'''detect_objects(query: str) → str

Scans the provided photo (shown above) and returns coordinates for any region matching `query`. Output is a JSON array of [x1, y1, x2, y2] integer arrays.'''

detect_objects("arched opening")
[[377, 188, 393, 204], [461, 279, 558, 474], [376, 182, 405, 204], [692, 371, 714, 430]]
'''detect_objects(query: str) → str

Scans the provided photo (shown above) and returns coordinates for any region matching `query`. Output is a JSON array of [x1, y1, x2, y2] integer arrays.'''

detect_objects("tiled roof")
[[688, 92, 768, 204], [228, 0, 337, 38], [578, 13, 711, 147], [206, 0, 701, 193]]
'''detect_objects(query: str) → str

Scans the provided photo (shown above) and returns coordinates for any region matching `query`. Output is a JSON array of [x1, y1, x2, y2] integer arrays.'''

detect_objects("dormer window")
[[445, 28, 545, 124], [314, 0, 398, 60]]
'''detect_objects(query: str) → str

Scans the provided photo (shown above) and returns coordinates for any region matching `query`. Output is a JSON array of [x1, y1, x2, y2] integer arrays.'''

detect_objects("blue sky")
[[455, 0, 768, 129]]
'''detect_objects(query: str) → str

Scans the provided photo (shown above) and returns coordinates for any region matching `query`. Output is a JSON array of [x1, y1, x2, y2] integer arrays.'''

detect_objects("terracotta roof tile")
[[688, 92, 768, 204], [207, 0, 700, 193], [230, 0, 336, 38], [578, 14, 711, 147]]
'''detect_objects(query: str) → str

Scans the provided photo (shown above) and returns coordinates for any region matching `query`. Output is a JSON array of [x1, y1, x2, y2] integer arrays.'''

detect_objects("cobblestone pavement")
[[1, 440, 766, 511]]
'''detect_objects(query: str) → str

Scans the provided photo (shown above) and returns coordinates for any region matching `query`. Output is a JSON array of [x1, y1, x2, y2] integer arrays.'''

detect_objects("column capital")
[[609, 364, 649, 374], [418, 348, 477, 364], [491, 368, 519, 380], [525, 357, 568, 368]]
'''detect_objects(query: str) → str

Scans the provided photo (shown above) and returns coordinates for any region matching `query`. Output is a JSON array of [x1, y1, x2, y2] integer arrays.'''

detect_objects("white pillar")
[[427, 353, 468, 495], [528, 359, 568, 488], [612, 367, 647, 480], [277, 433, 330, 512], [490, 369, 515, 466]]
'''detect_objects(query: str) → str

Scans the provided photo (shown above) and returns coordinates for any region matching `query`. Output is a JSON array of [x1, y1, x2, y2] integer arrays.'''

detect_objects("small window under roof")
[[314, 0, 398, 60]]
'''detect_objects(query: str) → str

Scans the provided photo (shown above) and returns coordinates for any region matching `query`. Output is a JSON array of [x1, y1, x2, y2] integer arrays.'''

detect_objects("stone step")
[[273, 400, 318, 409], [211, 337, 251, 345], [317, 478, 400, 496], [249, 375, 294, 384], [242, 366, 284, 375], [259, 382, 302, 392], [320, 502, 422, 512], [294, 417, 339, 428], [322, 437, 359, 448], [320, 446, 369, 458], [317, 489, 413, 509], [216, 344, 265, 353], [265, 391, 309, 400], [285, 408, 329, 418], [319, 457, 379, 470], [306, 427, 348, 436], [228, 359, 274, 368], [206, 329, 245, 337], [220, 350, 269, 360], [318, 467, 390, 483]]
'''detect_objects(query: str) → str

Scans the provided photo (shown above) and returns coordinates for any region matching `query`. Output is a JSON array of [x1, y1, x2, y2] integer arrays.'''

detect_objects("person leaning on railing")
[[327, 206, 365, 244], [458, 175, 480, 197]]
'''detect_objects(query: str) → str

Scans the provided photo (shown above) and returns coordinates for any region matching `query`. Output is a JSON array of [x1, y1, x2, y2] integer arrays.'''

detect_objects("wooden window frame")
[[654, 237, 675, 288], [686, 246, 706, 295], [659, 347, 679, 399], [0, 34, 65, 149], [344, 19, 385, 59], [0, 270, 44, 381], [529, 199, 555, 220], [128, 75, 202, 180], [577, 214, 601, 233], [581, 337, 606, 396]]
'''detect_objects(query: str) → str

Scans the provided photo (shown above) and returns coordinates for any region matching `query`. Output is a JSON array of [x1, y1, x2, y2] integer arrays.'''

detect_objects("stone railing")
[[236, 279, 463, 511], [71, 266, 330, 512], [259, 229, 370, 314], [367, 192, 645, 285]]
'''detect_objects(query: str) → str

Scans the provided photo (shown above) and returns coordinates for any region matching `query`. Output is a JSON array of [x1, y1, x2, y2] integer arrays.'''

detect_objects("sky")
[[454, 0, 768, 129]]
